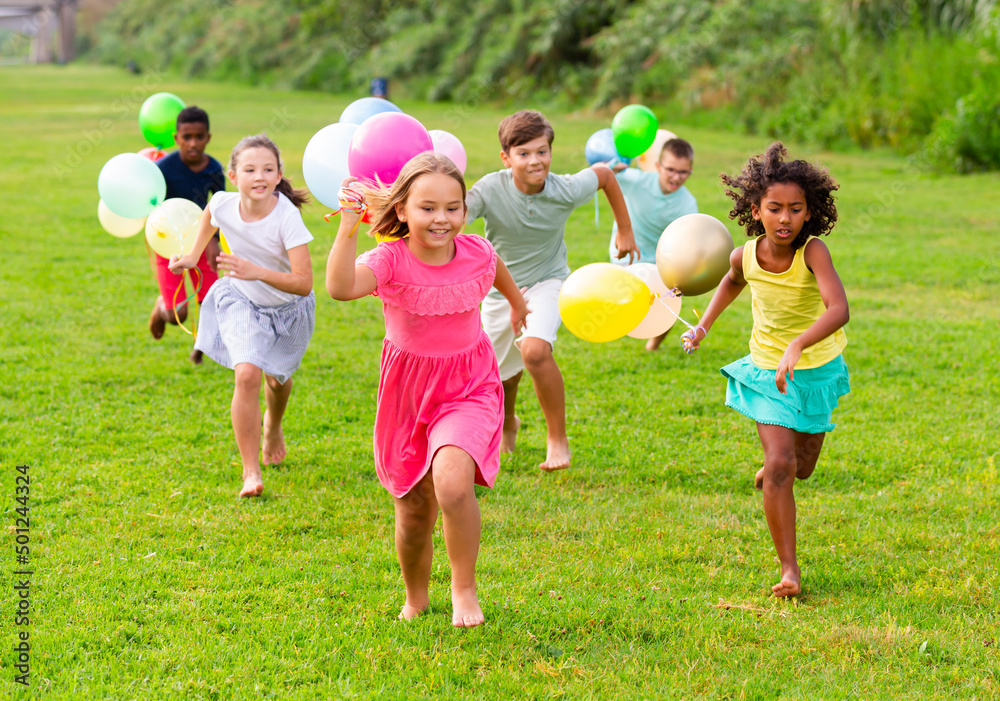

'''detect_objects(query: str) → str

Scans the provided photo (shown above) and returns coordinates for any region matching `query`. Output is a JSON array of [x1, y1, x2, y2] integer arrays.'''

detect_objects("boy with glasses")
[[608, 138, 698, 350]]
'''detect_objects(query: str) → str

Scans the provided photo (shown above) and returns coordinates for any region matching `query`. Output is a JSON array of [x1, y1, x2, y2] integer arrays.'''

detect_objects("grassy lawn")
[[1, 64, 998, 699]]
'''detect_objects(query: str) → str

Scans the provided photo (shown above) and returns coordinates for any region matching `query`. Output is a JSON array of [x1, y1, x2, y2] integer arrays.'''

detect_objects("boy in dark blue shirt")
[[149, 106, 226, 363]]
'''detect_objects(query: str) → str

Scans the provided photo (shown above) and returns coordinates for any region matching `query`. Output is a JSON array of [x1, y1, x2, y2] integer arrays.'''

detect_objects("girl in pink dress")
[[326, 153, 528, 628]]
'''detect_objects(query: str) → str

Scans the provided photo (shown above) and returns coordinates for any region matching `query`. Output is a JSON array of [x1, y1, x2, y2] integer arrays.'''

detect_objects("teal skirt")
[[721, 355, 850, 434]]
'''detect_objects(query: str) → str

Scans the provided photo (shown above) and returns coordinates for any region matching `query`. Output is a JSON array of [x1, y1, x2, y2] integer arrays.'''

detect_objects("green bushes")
[[82, 0, 1000, 171]]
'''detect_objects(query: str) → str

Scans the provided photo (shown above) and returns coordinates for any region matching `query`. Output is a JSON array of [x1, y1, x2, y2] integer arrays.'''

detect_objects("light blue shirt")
[[467, 168, 599, 297], [609, 168, 697, 264]]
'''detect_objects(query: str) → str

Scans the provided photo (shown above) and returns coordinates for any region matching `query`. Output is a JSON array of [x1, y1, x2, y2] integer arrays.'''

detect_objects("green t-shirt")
[[467, 168, 599, 297], [609, 168, 698, 264]]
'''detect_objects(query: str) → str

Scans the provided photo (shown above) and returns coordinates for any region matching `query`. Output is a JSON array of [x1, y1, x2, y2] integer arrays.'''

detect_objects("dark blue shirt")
[[156, 151, 226, 208]]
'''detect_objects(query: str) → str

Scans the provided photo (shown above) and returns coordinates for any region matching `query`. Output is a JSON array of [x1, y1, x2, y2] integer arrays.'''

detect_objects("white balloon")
[[302, 122, 359, 210], [624, 262, 682, 338]]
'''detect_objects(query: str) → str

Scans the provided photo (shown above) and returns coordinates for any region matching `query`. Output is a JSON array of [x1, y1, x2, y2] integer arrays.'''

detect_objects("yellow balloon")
[[219, 232, 232, 254], [636, 129, 678, 172], [656, 213, 734, 297], [98, 199, 145, 238], [624, 262, 683, 339], [559, 263, 652, 343], [144, 198, 204, 258]]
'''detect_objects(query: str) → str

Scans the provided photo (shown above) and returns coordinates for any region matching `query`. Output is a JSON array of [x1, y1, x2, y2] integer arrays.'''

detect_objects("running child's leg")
[[431, 446, 484, 627], [393, 471, 438, 620], [756, 423, 801, 597], [794, 431, 826, 481], [500, 373, 521, 454], [262, 374, 292, 465], [232, 363, 264, 497], [520, 338, 571, 471]]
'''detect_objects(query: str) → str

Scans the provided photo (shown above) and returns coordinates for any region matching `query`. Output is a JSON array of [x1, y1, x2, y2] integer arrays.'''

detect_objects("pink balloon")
[[428, 129, 467, 174], [348, 112, 433, 186]]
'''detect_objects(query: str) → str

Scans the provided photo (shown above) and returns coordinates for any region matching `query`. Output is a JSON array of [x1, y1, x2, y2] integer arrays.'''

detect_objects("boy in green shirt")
[[466, 110, 636, 470]]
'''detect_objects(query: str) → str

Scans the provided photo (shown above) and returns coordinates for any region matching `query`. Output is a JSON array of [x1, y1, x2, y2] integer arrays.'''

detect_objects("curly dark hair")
[[720, 142, 839, 250]]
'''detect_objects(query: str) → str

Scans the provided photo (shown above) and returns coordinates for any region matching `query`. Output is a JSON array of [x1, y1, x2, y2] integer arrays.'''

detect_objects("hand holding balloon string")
[[324, 185, 368, 238]]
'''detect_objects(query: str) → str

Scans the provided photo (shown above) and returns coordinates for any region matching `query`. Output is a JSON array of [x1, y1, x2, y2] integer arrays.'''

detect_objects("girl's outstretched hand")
[[774, 341, 803, 394], [218, 252, 261, 281], [168, 253, 195, 274], [680, 325, 707, 354]]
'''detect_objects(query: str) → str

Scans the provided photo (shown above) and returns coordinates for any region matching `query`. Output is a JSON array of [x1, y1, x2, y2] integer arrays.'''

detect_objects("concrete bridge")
[[0, 0, 78, 63]]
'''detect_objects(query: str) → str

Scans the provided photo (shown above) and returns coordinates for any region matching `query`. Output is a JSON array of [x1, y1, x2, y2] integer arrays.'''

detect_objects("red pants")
[[155, 250, 218, 310]]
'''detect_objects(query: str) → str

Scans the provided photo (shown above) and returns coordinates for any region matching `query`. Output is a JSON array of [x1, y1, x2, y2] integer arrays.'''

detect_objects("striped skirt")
[[195, 277, 315, 385]]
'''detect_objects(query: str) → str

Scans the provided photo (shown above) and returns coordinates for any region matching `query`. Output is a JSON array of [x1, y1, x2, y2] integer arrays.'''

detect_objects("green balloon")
[[138, 92, 186, 149], [611, 105, 658, 158], [98, 153, 167, 219]]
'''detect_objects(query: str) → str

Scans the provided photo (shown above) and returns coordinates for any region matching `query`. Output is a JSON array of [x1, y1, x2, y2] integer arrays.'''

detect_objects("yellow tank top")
[[744, 235, 847, 369]]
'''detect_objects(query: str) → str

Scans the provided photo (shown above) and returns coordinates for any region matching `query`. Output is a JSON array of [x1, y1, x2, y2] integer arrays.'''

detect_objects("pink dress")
[[357, 235, 503, 498]]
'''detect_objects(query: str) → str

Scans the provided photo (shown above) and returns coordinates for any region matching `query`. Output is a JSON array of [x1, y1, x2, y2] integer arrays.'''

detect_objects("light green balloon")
[[138, 92, 185, 149], [97, 153, 167, 219], [611, 105, 658, 158]]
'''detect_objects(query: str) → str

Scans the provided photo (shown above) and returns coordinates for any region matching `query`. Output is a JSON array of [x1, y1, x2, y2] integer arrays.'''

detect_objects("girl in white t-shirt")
[[170, 134, 315, 497]]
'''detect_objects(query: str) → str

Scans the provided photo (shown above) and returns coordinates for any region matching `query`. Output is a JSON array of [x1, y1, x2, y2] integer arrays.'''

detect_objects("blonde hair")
[[366, 152, 467, 240], [228, 133, 310, 209]]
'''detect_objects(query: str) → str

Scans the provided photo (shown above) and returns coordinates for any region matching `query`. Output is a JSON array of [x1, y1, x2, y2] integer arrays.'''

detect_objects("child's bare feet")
[[500, 415, 520, 454], [755, 467, 765, 490], [772, 564, 801, 597], [540, 438, 571, 471], [262, 412, 286, 465], [239, 471, 264, 498], [398, 603, 427, 621], [149, 297, 167, 339], [452, 587, 484, 628], [190, 349, 204, 365]]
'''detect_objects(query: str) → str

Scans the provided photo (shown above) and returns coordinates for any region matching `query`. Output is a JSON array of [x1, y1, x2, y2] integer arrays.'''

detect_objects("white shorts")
[[481, 278, 563, 381]]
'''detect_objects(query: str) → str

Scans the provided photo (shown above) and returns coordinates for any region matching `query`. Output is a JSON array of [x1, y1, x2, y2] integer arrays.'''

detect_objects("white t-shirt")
[[208, 191, 313, 307]]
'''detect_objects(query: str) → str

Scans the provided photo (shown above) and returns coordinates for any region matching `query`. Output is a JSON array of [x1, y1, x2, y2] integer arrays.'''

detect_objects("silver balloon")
[[655, 213, 734, 297]]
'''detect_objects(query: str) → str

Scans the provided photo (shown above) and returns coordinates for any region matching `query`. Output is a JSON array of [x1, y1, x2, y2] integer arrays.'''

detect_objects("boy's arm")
[[591, 164, 638, 263]]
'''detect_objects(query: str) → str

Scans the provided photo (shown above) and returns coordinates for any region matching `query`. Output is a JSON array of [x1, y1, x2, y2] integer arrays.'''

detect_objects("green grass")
[[1, 64, 998, 699]]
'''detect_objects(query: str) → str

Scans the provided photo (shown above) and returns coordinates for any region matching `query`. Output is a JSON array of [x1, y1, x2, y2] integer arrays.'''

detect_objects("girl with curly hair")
[[681, 142, 850, 597]]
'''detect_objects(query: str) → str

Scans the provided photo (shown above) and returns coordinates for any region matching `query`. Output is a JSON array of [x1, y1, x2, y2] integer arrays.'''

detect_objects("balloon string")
[[172, 268, 202, 337], [324, 186, 368, 238], [652, 290, 698, 333]]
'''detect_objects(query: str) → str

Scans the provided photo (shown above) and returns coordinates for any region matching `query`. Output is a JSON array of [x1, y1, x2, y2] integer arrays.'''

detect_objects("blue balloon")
[[302, 123, 359, 210], [584, 128, 630, 166], [339, 97, 403, 125]]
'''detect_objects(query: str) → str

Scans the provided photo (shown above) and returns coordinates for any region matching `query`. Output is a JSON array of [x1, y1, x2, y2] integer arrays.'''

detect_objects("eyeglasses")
[[657, 164, 691, 178]]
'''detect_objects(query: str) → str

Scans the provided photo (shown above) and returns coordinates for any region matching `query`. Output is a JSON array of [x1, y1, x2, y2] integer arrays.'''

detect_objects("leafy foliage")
[[83, 0, 1000, 170]]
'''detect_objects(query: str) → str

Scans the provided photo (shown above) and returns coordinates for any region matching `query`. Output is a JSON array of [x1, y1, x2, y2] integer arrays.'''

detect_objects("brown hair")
[[228, 133, 310, 209], [366, 152, 467, 240], [498, 110, 554, 152], [721, 142, 839, 250], [661, 138, 694, 162]]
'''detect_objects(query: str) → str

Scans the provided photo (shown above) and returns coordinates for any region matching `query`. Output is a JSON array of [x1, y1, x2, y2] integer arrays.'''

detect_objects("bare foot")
[[398, 603, 427, 621], [772, 564, 801, 597], [500, 415, 520, 454], [239, 472, 264, 498], [190, 349, 204, 365], [452, 587, 484, 628], [149, 297, 167, 340], [540, 438, 571, 472], [262, 413, 286, 465], [755, 467, 765, 490]]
